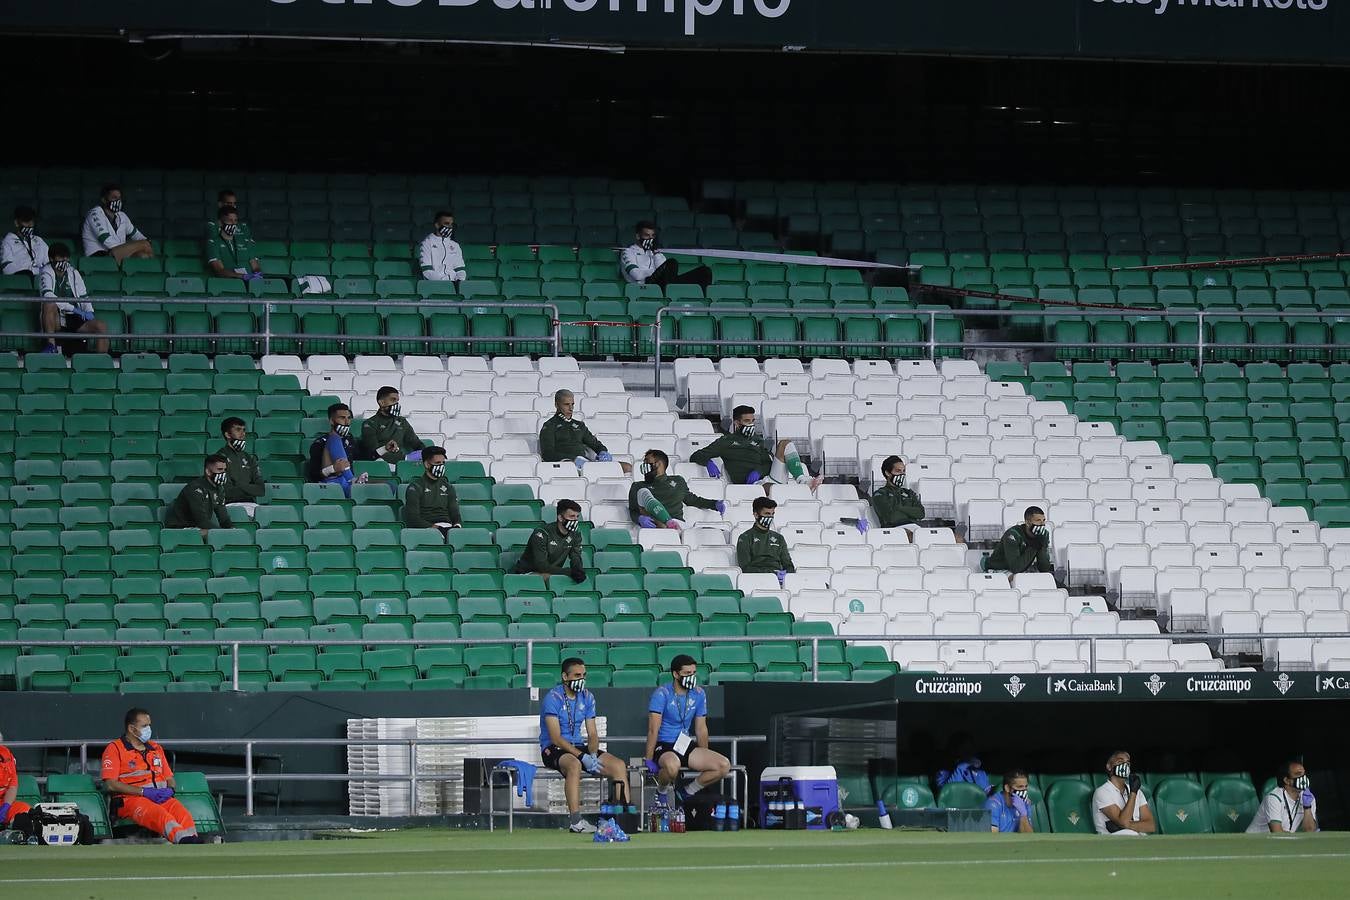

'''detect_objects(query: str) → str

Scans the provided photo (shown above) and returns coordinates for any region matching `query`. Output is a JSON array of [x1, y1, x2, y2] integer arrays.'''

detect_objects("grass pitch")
[[4, 828, 1348, 899]]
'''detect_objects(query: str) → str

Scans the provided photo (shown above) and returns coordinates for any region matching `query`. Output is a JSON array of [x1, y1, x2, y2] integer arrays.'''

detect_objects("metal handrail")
[[0, 294, 562, 357], [1, 734, 766, 818], [3, 631, 1326, 691]]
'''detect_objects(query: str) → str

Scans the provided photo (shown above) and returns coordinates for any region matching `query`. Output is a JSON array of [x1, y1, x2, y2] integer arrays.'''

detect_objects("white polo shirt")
[[1092, 780, 1148, 834], [81, 206, 147, 256], [1, 231, 49, 276], [1247, 788, 1317, 833]]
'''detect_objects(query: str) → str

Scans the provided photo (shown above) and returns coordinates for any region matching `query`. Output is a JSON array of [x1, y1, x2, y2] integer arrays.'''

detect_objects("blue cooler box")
[[759, 766, 840, 830]]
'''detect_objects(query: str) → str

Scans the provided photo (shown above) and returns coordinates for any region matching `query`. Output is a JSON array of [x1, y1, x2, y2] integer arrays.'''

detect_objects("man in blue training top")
[[644, 655, 730, 806], [984, 769, 1034, 833], [306, 402, 371, 498], [539, 657, 631, 834], [935, 733, 991, 794]]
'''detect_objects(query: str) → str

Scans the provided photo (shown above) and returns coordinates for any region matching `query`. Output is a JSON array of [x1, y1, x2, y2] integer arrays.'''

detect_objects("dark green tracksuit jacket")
[[688, 433, 772, 484], [512, 521, 584, 576], [870, 484, 925, 528], [165, 477, 233, 530], [360, 411, 424, 464], [736, 527, 796, 574], [538, 414, 607, 462], [986, 525, 1053, 574], [627, 474, 717, 524], [217, 443, 265, 504], [403, 476, 462, 528]]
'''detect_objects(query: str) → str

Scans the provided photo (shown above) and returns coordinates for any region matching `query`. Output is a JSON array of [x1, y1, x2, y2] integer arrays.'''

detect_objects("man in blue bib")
[[644, 655, 730, 805], [539, 657, 631, 834]]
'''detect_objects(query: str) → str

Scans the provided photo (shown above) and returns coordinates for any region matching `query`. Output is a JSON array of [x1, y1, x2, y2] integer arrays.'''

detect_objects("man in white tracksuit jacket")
[[418, 211, 467, 283], [619, 221, 711, 291], [1, 206, 48, 278], [81, 184, 153, 262], [37, 242, 108, 354]]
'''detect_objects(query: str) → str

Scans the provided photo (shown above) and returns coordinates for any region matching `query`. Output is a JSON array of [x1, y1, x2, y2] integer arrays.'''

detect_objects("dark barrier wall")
[[4, 0, 1350, 65]]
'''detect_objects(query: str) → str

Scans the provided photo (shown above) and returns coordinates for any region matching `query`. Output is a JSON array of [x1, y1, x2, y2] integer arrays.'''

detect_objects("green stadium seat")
[[1153, 778, 1212, 834], [1045, 779, 1095, 834], [1207, 778, 1259, 834]]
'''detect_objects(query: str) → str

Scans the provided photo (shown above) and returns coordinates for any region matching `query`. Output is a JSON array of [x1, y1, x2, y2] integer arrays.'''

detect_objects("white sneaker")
[[569, 818, 597, 834]]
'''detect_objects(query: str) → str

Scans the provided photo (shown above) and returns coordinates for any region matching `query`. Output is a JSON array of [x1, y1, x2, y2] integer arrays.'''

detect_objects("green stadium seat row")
[[43, 771, 223, 839]]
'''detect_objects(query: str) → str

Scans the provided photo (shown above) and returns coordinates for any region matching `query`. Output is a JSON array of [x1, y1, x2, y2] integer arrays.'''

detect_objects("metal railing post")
[[550, 303, 561, 357], [409, 740, 418, 812], [245, 742, 255, 816], [525, 640, 534, 689], [262, 301, 272, 356], [652, 310, 664, 398], [1196, 311, 1205, 373], [1089, 637, 1098, 672], [79, 744, 88, 775], [811, 637, 819, 683], [231, 642, 240, 692], [927, 310, 937, 362]]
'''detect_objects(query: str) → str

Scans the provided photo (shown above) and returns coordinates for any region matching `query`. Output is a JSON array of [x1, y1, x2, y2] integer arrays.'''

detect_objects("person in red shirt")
[[0, 729, 33, 831], [100, 708, 202, 844]]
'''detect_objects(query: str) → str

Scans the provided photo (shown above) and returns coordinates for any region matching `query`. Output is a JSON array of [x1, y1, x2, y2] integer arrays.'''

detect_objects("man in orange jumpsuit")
[[0, 729, 33, 832], [101, 708, 202, 844]]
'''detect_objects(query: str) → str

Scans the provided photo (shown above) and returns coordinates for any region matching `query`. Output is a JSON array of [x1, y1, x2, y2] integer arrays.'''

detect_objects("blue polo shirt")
[[647, 683, 707, 744], [984, 792, 1023, 833], [538, 685, 596, 749]]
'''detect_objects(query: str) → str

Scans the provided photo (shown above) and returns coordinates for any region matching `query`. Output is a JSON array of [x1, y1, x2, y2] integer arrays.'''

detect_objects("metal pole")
[[231, 642, 240, 692], [245, 742, 255, 816], [652, 311, 664, 398], [1089, 637, 1097, 672], [262, 301, 272, 356], [525, 640, 534, 689], [1196, 311, 1205, 374], [551, 304, 561, 358], [927, 310, 937, 363], [811, 637, 819, 683], [79, 743, 88, 775], [409, 740, 418, 813]]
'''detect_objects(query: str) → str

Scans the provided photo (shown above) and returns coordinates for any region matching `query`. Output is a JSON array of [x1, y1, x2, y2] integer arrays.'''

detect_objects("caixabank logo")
[[1315, 674, 1350, 694], [1091, 0, 1329, 16], [267, 0, 793, 37], [912, 675, 983, 697], [1047, 675, 1123, 695]]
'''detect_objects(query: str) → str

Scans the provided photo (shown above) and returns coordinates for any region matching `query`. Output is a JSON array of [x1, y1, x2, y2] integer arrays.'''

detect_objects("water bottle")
[[600, 800, 612, 822], [674, 806, 686, 833], [727, 802, 741, 832], [766, 798, 781, 829], [660, 806, 670, 832], [713, 801, 727, 832]]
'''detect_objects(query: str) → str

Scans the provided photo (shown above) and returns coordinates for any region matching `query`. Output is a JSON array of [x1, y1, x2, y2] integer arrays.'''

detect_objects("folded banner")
[[660, 247, 904, 269]]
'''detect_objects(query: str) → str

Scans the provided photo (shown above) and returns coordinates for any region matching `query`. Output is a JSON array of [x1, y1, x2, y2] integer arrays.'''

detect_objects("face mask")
[[560, 518, 579, 533], [1112, 762, 1131, 780], [108, 199, 123, 213], [229, 438, 246, 451], [18, 225, 33, 239], [221, 223, 237, 238], [755, 515, 774, 530], [737, 423, 758, 438], [1012, 788, 1029, 801], [566, 677, 585, 694], [138, 726, 152, 742], [428, 463, 445, 479], [679, 673, 697, 690], [1293, 775, 1310, 791], [640, 237, 655, 251], [335, 423, 351, 437], [54, 260, 69, 276], [211, 471, 228, 487], [384, 403, 401, 417], [640, 462, 655, 480], [437, 224, 454, 239], [1030, 524, 1049, 538], [889, 472, 906, 488]]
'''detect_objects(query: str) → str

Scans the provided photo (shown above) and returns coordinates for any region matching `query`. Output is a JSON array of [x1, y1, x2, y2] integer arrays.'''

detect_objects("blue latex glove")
[[714, 500, 727, 515], [644, 759, 660, 776], [747, 470, 762, 485], [637, 515, 657, 529], [78, 309, 95, 322], [1302, 789, 1316, 809], [580, 753, 603, 775], [706, 460, 721, 478], [143, 787, 174, 804], [856, 518, 869, 534], [0, 801, 11, 822], [775, 570, 787, 587], [1012, 795, 1031, 820], [499, 760, 538, 807], [573, 456, 587, 470], [596, 452, 613, 462]]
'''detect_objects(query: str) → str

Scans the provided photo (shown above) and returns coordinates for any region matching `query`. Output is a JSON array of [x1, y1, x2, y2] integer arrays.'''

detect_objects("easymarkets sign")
[[895, 672, 1350, 701], [4, 0, 1350, 63]]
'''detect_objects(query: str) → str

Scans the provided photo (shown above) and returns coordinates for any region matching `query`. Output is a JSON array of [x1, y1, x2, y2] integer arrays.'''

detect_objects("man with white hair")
[[539, 389, 630, 473]]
